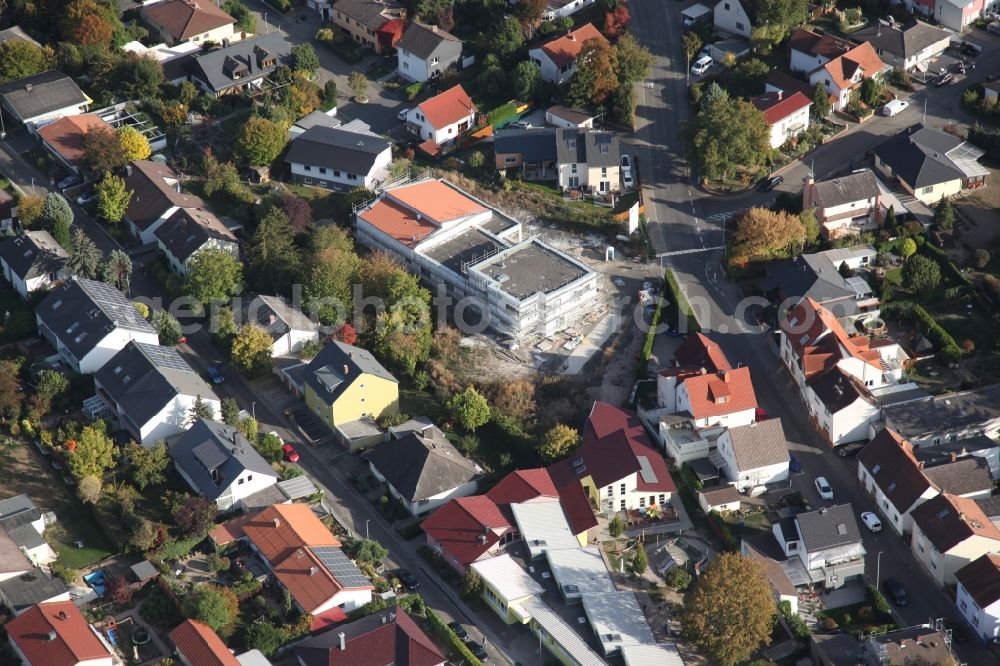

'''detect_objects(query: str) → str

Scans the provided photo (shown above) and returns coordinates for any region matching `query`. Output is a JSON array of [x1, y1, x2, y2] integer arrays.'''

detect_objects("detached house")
[[493, 128, 557, 179], [169, 620, 242, 666], [154, 207, 238, 275], [241, 294, 319, 357], [0, 71, 90, 131], [331, 0, 406, 54], [5, 601, 117, 666], [528, 24, 607, 85], [37, 113, 113, 175], [789, 28, 857, 74], [184, 33, 291, 97], [123, 160, 205, 244], [714, 419, 791, 492], [35, 277, 159, 374], [850, 19, 950, 73], [142, 0, 237, 46], [295, 607, 446, 666], [713, 0, 755, 38], [789, 29, 885, 111], [751, 90, 811, 149], [285, 123, 392, 191], [910, 493, 1000, 587], [397, 22, 463, 83], [0, 230, 68, 299], [955, 554, 1000, 644], [404, 84, 477, 150], [803, 170, 883, 239], [902, 0, 989, 32], [857, 428, 940, 535], [556, 128, 621, 194]]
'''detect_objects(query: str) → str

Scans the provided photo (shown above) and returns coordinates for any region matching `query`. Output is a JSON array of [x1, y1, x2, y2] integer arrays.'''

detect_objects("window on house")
[[921, 186, 934, 194], [238, 478, 244, 484], [334, 170, 341, 177], [620, 483, 626, 494], [504, 155, 517, 164], [961, 600, 968, 611], [304, 165, 312, 171], [571, 164, 577, 173], [431, 57, 438, 65], [247, 475, 252, 481], [724, 2, 730, 7], [658, 494, 665, 504], [974, 615, 980, 626], [639, 497, 645, 507], [736, 21, 744, 30], [403, 61, 409, 69], [607, 485, 613, 496], [319, 167, 327, 174], [620, 499, 626, 510]]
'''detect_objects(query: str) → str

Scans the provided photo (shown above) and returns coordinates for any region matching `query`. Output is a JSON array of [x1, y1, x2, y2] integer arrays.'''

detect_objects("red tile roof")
[[788, 28, 854, 59], [681, 368, 758, 420], [387, 180, 487, 224], [782, 297, 883, 376], [6, 601, 112, 666], [143, 0, 235, 40], [486, 468, 558, 504], [272, 547, 346, 613], [956, 554, 1000, 609], [822, 42, 884, 90], [420, 495, 509, 565], [673, 332, 732, 372], [577, 402, 676, 492], [241, 504, 341, 563], [416, 84, 476, 131], [169, 620, 239, 666], [751, 91, 812, 125], [540, 23, 607, 68], [37, 114, 112, 165], [550, 469, 599, 535], [358, 198, 438, 247], [911, 493, 1000, 554], [296, 607, 445, 666]]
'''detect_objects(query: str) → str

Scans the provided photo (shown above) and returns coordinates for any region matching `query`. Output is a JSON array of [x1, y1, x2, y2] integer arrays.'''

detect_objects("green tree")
[[82, 126, 127, 174], [249, 207, 299, 289], [129, 518, 160, 552], [609, 514, 624, 538], [859, 77, 883, 107], [681, 553, 776, 666], [538, 424, 581, 461], [885, 205, 898, 233], [494, 15, 525, 59], [78, 475, 103, 504], [468, 151, 485, 169], [117, 126, 151, 162], [567, 39, 618, 107], [512, 60, 541, 100], [348, 71, 369, 101], [357, 252, 432, 374], [305, 242, 357, 326], [291, 43, 320, 74], [448, 387, 491, 432], [95, 172, 132, 223], [902, 254, 941, 293], [173, 494, 217, 536], [237, 416, 258, 443], [811, 82, 831, 118], [185, 248, 243, 304], [188, 395, 216, 423], [43, 192, 74, 230], [682, 31, 702, 62], [684, 97, 770, 182], [700, 81, 729, 107], [151, 309, 183, 346], [51, 216, 71, 250], [16, 194, 44, 227], [235, 116, 287, 166], [615, 32, 652, 88], [900, 237, 917, 259], [974, 248, 991, 269], [29, 368, 69, 420], [69, 422, 116, 480], [256, 432, 283, 462], [0, 41, 54, 81], [230, 323, 274, 375], [114, 53, 165, 100], [68, 227, 104, 279], [221, 397, 240, 426], [102, 249, 132, 293], [800, 207, 819, 248], [0, 360, 23, 420], [934, 197, 955, 230], [629, 545, 648, 576], [352, 538, 388, 564], [185, 584, 238, 631], [243, 622, 286, 658], [223, 0, 256, 33], [664, 566, 692, 590], [728, 208, 805, 266], [751, 0, 807, 49], [123, 441, 169, 490], [460, 569, 483, 599]]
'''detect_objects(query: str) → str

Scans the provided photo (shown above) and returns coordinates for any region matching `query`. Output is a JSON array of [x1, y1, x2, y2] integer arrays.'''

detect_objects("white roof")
[[521, 597, 608, 666], [510, 499, 581, 558], [545, 548, 616, 598], [582, 592, 656, 656], [621, 643, 685, 666], [470, 554, 543, 601], [947, 142, 989, 179], [121, 39, 200, 63], [236, 649, 273, 666]]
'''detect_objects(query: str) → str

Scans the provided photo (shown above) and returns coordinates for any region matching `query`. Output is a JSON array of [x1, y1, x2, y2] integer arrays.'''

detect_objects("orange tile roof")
[[416, 84, 476, 130], [540, 23, 607, 68], [788, 27, 854, 59], [682, 367, 758, 420], [911, 493, 1000, 554], [169, 620, 240, 666], [38, 114, 112, 164], [782, 297, 883, 376], [208, 512, 256, 546], [358, 198, 438, 247], [241, 504, 340, 563], [272, 547, 345, 613], [387, 179, 486, 224], [673, 332, 732, 372], [822, 42, 884, 90], [143, 0, 235, 40], [751, 91, 812, 125], [6, 601, 112, 666]]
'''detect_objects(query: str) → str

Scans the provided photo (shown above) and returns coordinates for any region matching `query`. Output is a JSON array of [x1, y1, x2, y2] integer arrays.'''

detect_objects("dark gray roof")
[[923, 457, 994, 497], [807, 368, 868, 413], [810, 170, 880, 209], [795, 504, 862, 551], [364, 432, 480, 502], [242, 295, 318, 342], [292, 110, 342, 132], [493, 128, 557, 162], [976, 495, 1000, 520], [882, 385, 1000, 439], [331, 0, 405, 29], [169, 419, 277, 500], [555, 128, 620, 167], [397, 21, 461, 60], [851, 19, 949, 60], [189, 33, 291, 94], [777, 516, 799, 543], [0, 26, 41, 47], [0, 231, 68, 283], [305, 341, 397, 407], [153, 207, 236, 264], [130, 560, 158, 582], [873, 124, 965, 189], [911, 435, 999, 466], [285, 124, 390, 174], [0, 495, 44, 550], [0, 71, 87, 122], [765, 254, 858, 316], [0, 568, 68, 612], [95, 341, 216, 429], [727, 418, 790, 471], [35, 277, 156, 362]]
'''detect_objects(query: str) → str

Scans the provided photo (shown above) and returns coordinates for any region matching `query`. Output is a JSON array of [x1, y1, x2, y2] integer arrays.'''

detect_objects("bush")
[[664, 566, 692, 590], [486, 102, 518, 128], [780, 600, 811, 640], [867, 584, 891, 618], [920, 242, 970, 286], [858, 605, 874, 621], [708, 510, 737, 551], [882, 302, 963, 362], [820, 616, 838, 630], [140, 588, 181, 625], [426, 608, 483, 666], [664, 269, 701, 333], [404, 81, 424, 101]]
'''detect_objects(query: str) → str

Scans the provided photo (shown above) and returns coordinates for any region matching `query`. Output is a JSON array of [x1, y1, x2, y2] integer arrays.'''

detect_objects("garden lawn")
[[817, 601, 867, 628], [283, 183, 346, 221], [720, 509, 772, 538]]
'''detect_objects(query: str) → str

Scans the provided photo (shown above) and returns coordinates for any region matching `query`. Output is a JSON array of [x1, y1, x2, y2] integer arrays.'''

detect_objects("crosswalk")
[[705, 210, 739, 224]]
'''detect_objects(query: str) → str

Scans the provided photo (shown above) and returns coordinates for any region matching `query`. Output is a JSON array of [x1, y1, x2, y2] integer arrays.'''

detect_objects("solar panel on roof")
[[277, 476, 318, 500], [309, 546, 370, 588], [636, 455, 658, 484], [137, 342, 194, 372], [193, 440, 227, 470]]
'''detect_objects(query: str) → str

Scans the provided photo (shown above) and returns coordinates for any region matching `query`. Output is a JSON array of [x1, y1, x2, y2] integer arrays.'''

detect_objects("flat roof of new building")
[[621, 644, 685, 666], [480, 211, 519, 235], [545, 547, 616, 598], [582, 592, 656, 655], [471, 238, 592, 300], [511, 500, 581, 558], [422, 226, 504, 275], [471, 554, 544, 601]]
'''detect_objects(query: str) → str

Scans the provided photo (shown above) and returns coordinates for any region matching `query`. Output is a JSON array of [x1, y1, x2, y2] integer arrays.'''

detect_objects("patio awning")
[[947, 142, 989, 179]]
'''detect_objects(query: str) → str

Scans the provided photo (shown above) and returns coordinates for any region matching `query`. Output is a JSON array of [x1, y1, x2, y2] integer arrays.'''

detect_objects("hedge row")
[[707, 510, 738, 551], [664, 269, 702, 333], [486, 102, 518, 128], [641, 296, 664, 362], [920, 242, 971, 286], [426, 608, 483, 666], [883, 302, 962, 362]]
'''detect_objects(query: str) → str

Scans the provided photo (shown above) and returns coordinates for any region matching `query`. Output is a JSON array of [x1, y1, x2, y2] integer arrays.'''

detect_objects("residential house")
[[545, 105, 596, 129], [789, 29, 886, 110], [364, 430, 482, 518], [811, 625, 958, 666], [183, 33, 291, 97], [285, 123, 392, 191], [330, 0, 406, 54], [241, 294, 319, 357], [294, 607, 446, 666], [528, 24, 608, 85], [287, 109, 341, 138], [37, 113, 113, 174], [903, 0, 989, 32], [751, 90, 811, 149], [0, 569, 70, 615], [493, 128, 557, 179], [778, 504, 866, 589], [545, 547, 616, 603], [471, 554, 545, 625], [0, 231, 68, 299], [123, 160, 205, 244], [802, 170, 883, 239], [582, 592, 656, 656], [789, 28, 858, 74], [142, 0, 237, 46], [714, 418, 790, 491], [712, 0, 758, 38], [741, 533, 800, 613], [5, 601, 117, 666], [154, 207, 238, 275], [955, 554, 1000, 643], [657, 366, 758, 430], [404, 84, 477, 150], [354, 178, 601, 342], [850, 19, 951, 73], [169, 619, 240, 666], [880, 384, 1000, 447], [910, 493, 1000, 586], [0, 495, 57, 571], [397, 22, 463, 82], [0, 71, 90, 131], [169, 419, 280, 511], [556, 128, 621, 194], [302, 340, 399, 449], [543, 0, 597, 20], [763, 246, 879, 325], [35, 277, 159, 374], [857, 428, 940, 535], [94, 341, 222, 446], [873, 124, 988, 204]]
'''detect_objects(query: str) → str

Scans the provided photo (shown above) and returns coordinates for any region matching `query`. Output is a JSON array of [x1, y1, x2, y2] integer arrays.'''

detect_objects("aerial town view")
[[0, 0, 999, 663]]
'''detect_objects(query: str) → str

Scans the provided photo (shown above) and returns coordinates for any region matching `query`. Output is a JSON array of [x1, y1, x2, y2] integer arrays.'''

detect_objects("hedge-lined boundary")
[[641, 296, 664, 361], [883, 301, 962, 362], [664, 269, 702, 333], [426, 608, 483, 666]]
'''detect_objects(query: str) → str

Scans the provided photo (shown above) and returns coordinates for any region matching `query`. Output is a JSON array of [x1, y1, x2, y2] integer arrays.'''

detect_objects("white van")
[[883, 99, 908, 116], [690, 55, 713, 76]]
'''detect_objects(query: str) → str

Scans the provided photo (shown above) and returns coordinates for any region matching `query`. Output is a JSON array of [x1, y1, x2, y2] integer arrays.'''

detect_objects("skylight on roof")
[[872, 464, 881, 474]]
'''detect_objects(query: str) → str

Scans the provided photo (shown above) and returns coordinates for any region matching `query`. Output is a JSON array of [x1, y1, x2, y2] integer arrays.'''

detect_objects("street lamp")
[[0, 107, 6, 140], [263, 12, 269, 34], [876, 550, 884, 588], [251, 401, 256, 420], [365, 519, 370, 540]]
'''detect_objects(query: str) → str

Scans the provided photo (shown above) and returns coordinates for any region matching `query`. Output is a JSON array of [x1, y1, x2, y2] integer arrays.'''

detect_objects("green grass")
[[283, 183, 347, 221], [45, 508, 115, 570], [664, 269, 701, 334], [817, 602, 867, 626], [721, 509, 772, 538], [219, 108, 252, 139], [399, 387, 447, 423]]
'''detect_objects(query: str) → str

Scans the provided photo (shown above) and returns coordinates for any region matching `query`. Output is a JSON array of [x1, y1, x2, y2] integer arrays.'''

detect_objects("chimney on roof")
[[960, 447, 967, 456], [46, 631, 56, 641], [950, 452, 957, 462], [381, 614, 387, 624], [273, 517, 280, 527], [568, 33, 575, 40], [126, 165, 133, 177], [699, 367, 707, 375], [309, 565, 318, 576], [722, 371, 730, 382], [57, 611, 68, 620], [917, 461, 924, 469], [776, 90, 783, 101], [431, 25, 438, 32], [343, 364, 349, 375], [819, 506, 827, 514], [339, 632, 346, 651]]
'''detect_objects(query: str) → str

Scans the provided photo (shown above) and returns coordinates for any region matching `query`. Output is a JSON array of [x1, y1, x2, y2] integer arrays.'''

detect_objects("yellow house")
[[470, 554, 543, 625], [303, 341, 398, 449]]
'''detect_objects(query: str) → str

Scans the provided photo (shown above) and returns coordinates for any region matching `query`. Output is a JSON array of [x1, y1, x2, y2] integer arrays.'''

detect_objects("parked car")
[[282, 443, 300, 463], [397, 107, 411, 121], [465, 641, 488, 660], [882, 99, 908, 116], [789, 453, 802, 474], [76, 190, 96, 205], [882, 577, 908, 606], [814, 476, 834, 500], [394, 568, 420, 591], [989, 22, 1000, 35], [760, 174, 783, 191], [837, 442, 865, 457], [206, 366, 225, 384], [690, 55, 713, 76], [448, 622, 469, 640], [936, 72, 954, 87], [57, 174, 82, 190], [860, 511, 882, 532], [961, 41, 982, 57]]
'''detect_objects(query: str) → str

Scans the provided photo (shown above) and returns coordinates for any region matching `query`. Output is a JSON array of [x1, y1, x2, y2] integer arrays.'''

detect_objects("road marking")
[[658, 245, 725, 257], [706, 211, 738, 223]]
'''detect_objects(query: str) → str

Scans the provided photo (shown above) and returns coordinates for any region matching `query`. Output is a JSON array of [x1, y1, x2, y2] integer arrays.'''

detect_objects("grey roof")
[[851, 19, 950, 59], [555, 128, 620, 167], [130, 560, 159, 582], [494, 128, 557, 162], [0, 231, 68, 283], [243, 295, 318, 342], [0, 495, 44, 550], [911, 435, 999, 467], [397, 21, 462, 60], [95, 341, 217, 429], [923, 457, 994, 497], [546, 105, 595, 124], [807, 367, 868, 413], [169, 419, 277, 501], [0, 71, 87, 122], [795, 504, 862, 551], [882, 385, 1000, 439], [291, 110, 342, 132], [331, 0, 405, 29], [189, 33, 291, 93], [976, 495, 1000, 520], [364, 431, 479, 502], [766, 254, 858, 316], [810, 170, 880, 209], [285, 124, 390, 174], [726, 418, 790, 471], [276, 475, 319, 500], [873, 124, 966, 189], [304, 341, 397, 407], [35, 277, 156, 362], [154, 207, 235, 264], [0, 568, 68, 612], [0, 27, 41, 47]]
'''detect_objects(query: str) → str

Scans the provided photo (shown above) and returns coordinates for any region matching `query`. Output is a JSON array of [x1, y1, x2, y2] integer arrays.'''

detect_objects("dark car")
[[944, 620, 968, 644], [760, 175, 783, 191], [395, 568, 420, 591], [465, 641, 488, 660], [57, 174, 83, 190], [448, 622, 469, 640], [789, 453, 802, 474], [206, 366, 226, 384], [882, 577, 908, 607]]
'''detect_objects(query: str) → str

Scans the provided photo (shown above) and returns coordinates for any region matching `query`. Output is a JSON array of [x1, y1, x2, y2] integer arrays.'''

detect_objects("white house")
[[0, 231, 68, 299], [715, 419, 790, 492], [776, 505, 866, 589], [0, 71, 90, 131], [154, 207, 238, 275], [555, 128, 622, 194], [405, 84, 477, 148], [35, 277, 159, 375], [0, 495, 57, 570], [285, 123, 392, 191], [396, 21, 463, 83], [910, 493, 1000, 587], [955, 554, 1000, 644], [751, 90, 811, 149], [713, 0, 753, 38], [789, 28, 857, 74], [857, 428, 940, 535], [169, 419, 279, 511], [802, 170, 883, 239], [545, 105, 596, 129], [657, 367, 758, 430], [850, 19, 951, 73], [542, 0, 597, 20], [141, 0, 237, 46], [810, 43, 886, 111], [241, 295, 319, 357], [94, 341, 221, 446], [528, 24, 607, 85], [123, 160, 206, 244]]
